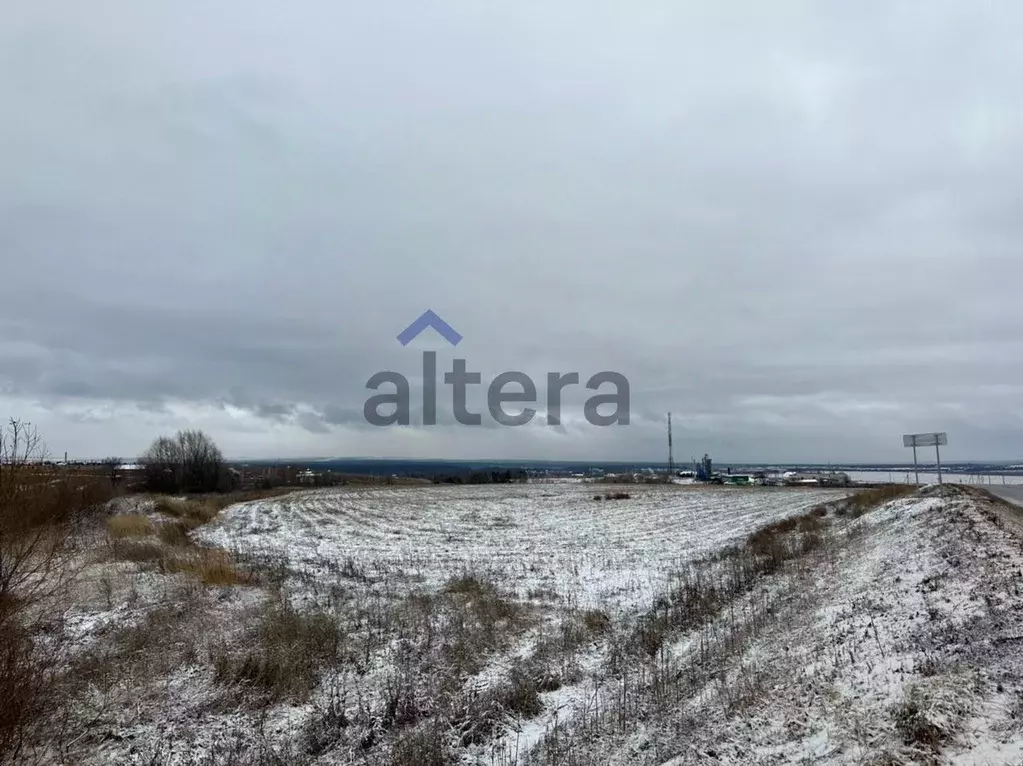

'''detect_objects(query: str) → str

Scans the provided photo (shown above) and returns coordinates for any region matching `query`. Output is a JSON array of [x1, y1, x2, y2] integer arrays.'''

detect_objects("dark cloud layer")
[[2, 3, 1022, 461]]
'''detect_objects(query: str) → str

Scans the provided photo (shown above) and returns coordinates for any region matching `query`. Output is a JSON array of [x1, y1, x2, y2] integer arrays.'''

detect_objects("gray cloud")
[[1, 3, 1022, 462]]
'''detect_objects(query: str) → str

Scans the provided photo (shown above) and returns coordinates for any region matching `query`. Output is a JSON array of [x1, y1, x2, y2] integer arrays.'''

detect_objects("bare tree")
[[0, 419, 59, 614], [140, 430, 224, 493], [0, 420, 116, 762], [140, 435, 181, 493], [0, 420, 67, 763], [101, 457, 120, 485], [178, 429, 223, 493]]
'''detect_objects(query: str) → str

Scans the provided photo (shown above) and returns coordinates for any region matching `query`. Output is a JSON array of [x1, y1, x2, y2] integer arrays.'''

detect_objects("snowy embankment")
[[560, 484, 1023, 765]]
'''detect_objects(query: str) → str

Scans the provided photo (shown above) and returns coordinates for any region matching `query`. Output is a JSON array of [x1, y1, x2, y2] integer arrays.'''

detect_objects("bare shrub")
[[892, 689, 944, 754], [0, 420, 116, 762], [446, 658, 547, 751], [0, 622, 48, 763], [440, 573, 527, 676], [499, 661, 544, 717], [390, 723, 448, 766], [106, 513, 154, 539], [581, 608, 611, 636], [444, 572, 494, 598], [214, 597, 342, 703], [1, 419, 107, 615], [300, 682, 351, 757]]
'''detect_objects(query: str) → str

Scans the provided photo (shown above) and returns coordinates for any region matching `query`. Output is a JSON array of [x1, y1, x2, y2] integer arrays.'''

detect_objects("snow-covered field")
[[33, 482, 1023, 765], [197, 484, 845, 612]]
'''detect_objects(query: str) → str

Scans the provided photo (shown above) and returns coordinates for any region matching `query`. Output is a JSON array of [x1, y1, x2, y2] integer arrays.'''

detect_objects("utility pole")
[[667, 412, 674, 482]]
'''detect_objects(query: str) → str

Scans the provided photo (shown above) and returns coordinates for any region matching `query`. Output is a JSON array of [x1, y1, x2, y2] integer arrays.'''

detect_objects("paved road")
[[985, 485, 1023, 508]]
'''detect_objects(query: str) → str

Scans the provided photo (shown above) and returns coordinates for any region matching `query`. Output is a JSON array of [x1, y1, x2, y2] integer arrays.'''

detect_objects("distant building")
[[723, 474, 756, 486], [783, 471, 849, 487], [696, 454, 714, 481]]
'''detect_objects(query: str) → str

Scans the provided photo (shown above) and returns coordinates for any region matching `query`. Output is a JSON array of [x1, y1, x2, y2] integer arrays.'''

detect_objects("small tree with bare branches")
[[0, 420, 68, 762], [140, 430, 224, 494], [101, 457, 120, 485], [0, 419, 59, 616]]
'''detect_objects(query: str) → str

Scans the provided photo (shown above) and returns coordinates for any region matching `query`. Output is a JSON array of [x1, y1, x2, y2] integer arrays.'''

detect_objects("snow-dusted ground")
[[535, 485, 1023, 765], [196, 484, 845, 612], [45, 482, 1023, 765]]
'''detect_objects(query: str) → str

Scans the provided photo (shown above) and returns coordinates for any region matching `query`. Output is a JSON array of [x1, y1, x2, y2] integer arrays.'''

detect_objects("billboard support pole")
[[903, 432, 945, 487]]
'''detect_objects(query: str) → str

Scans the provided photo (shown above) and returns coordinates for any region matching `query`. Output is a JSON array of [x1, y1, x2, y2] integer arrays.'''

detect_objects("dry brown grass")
[[213, 596, 342, 703], [840, 485, 916, 517], [109, 539, 165, 563], [106, 513, 154, 539], [163, 547, 250, 586], [154, 496, 219, 525], [156, 520, 193, 546], [108, 531, 250, 586], [151, 488, 299, 536], [892, 688, 945, 756]]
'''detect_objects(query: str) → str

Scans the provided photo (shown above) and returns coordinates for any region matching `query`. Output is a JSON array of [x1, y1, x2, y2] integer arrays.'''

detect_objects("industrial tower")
[[667, 412, 674, 480]]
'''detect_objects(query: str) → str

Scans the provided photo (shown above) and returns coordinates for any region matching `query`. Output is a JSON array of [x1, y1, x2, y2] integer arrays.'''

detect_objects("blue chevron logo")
[[396, 309, 462, 346]]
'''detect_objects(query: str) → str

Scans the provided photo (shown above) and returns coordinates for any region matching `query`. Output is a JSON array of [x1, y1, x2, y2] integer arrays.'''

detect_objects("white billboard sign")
[[903, 432, 947, 448], [902, 432, 947, 484]]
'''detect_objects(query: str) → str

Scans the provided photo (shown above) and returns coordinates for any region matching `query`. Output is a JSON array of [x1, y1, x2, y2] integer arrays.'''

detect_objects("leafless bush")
[[440, 573, 528, 675], [0, 419, 112, 763], [213, 596, 342, 703], [300, 681, 351, 757], [390, 723, 449, 766], [499, 660, 545, 717], [892, 688, 944, 755], [1, 419, 110, 615], [0, 622, 48, 763]]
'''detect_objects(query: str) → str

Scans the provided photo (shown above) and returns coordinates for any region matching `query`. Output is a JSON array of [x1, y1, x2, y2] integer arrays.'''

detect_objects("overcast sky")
[[2, 2, 1022, 463]]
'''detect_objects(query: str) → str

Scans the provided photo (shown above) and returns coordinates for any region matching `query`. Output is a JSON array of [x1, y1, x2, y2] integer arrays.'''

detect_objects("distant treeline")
[[429, 469, 528, 485]]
